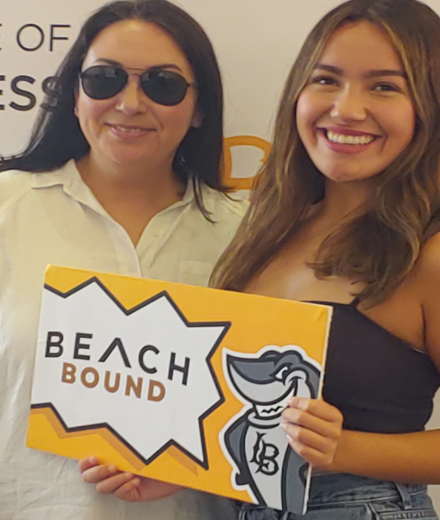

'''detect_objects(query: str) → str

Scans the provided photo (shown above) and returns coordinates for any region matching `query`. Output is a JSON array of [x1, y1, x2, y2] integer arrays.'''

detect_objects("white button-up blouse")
[[0, 160, 248, 520]]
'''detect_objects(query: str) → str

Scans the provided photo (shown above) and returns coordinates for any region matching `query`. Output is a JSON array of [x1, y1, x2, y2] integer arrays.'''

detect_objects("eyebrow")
[[314, 63, 406, 78], [94, 58, 184, 73]]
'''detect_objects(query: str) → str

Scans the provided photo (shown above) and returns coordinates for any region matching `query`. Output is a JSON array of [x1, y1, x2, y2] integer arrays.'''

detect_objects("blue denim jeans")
[[239, 473, 438, 520]]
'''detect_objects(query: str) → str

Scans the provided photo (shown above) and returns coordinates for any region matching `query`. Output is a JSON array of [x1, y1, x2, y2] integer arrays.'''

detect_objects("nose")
[[330, 86, 367, 122], [115, 76, 146, 116]]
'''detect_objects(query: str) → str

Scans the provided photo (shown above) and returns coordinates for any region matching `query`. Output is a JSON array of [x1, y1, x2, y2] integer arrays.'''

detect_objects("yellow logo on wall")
[[223, 135, 271, 191], [27, 265, 331, 514]]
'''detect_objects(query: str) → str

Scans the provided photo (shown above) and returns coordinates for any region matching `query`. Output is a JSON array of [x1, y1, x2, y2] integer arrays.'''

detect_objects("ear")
[[192, 109, 203, 128]]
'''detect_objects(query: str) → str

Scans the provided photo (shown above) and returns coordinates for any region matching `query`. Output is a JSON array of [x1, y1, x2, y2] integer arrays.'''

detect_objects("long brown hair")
[[212, 0, 440, 306]]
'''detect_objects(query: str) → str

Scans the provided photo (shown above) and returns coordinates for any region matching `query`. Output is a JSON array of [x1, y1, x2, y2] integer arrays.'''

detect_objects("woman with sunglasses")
[[212, 0, 440, 518], [0, 1, 246, 519]]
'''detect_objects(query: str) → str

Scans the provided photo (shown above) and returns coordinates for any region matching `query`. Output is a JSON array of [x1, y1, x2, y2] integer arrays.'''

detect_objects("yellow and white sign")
[[27, 265, 332, 514]]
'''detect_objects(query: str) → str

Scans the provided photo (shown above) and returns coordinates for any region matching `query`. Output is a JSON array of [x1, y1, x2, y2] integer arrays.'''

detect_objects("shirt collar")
[[31, 159, 108, 216], [30, 159, 81, 190], [30, 159, 213, 214]]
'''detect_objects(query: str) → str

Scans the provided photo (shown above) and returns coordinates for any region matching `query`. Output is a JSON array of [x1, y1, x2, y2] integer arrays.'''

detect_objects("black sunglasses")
[[79, 65, 193, 106]]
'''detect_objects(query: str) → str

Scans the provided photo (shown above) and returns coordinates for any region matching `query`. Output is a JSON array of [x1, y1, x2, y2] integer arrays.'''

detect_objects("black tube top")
[[315, 301, 440, 433]]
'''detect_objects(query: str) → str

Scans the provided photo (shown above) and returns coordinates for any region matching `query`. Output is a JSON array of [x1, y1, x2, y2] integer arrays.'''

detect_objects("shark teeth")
[[327, 130, 374, 145], [259, 405, 284, 415]]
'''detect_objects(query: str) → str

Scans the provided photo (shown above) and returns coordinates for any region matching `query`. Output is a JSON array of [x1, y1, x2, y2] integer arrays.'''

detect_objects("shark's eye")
[[273, 365, 290, 381]]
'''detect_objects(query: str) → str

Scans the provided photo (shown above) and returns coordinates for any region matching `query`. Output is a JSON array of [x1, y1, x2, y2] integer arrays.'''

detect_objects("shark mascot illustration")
[[223, 348, 321, 513]]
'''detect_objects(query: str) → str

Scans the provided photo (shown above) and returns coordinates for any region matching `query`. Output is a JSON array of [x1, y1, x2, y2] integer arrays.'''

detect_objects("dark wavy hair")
[[212, 0, 440, 306], [0, 0, 226, 211]]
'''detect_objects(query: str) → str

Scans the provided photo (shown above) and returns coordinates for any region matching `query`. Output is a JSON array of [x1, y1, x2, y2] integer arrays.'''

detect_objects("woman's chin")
[[98, 149, 159, 170]]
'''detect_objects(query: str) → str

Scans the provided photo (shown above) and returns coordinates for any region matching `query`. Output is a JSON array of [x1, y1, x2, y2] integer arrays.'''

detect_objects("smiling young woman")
[[212, 0, 440, 519]]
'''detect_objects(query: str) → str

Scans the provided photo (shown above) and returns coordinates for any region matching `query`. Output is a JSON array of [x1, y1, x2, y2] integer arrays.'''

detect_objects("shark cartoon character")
[[223, 348, 321, 513]]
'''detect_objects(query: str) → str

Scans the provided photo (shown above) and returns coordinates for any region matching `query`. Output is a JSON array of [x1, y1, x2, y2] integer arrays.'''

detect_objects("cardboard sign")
[[27, 265, 332, 514]]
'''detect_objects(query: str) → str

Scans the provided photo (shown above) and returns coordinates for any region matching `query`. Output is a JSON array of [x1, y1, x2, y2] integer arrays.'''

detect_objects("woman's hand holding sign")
[[79, 457, 181, 502], [281, 397, 343, 471]]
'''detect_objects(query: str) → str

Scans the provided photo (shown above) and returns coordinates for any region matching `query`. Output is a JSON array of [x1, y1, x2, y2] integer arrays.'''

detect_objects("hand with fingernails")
[[281, 397, 343, 470], [79, 457, 181, 502]]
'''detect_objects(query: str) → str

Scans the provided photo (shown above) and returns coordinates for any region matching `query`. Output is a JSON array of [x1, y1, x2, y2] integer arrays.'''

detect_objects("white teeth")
[[327, 130, 374, 145], [114, 125, 143, 133]]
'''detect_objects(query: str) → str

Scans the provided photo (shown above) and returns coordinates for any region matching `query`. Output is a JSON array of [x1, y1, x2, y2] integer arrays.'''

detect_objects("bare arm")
[[282, 392, 440, 484], [328, 429, 440, 483]]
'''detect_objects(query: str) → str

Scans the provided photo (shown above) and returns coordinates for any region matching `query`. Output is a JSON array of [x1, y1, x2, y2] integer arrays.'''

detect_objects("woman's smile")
[[317, 127, 380, 155], [106, 123, 157, 139]]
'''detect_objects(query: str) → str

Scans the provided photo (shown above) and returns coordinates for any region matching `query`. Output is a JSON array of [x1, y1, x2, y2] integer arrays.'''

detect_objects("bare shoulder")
[[415, 233, 440, 287]]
